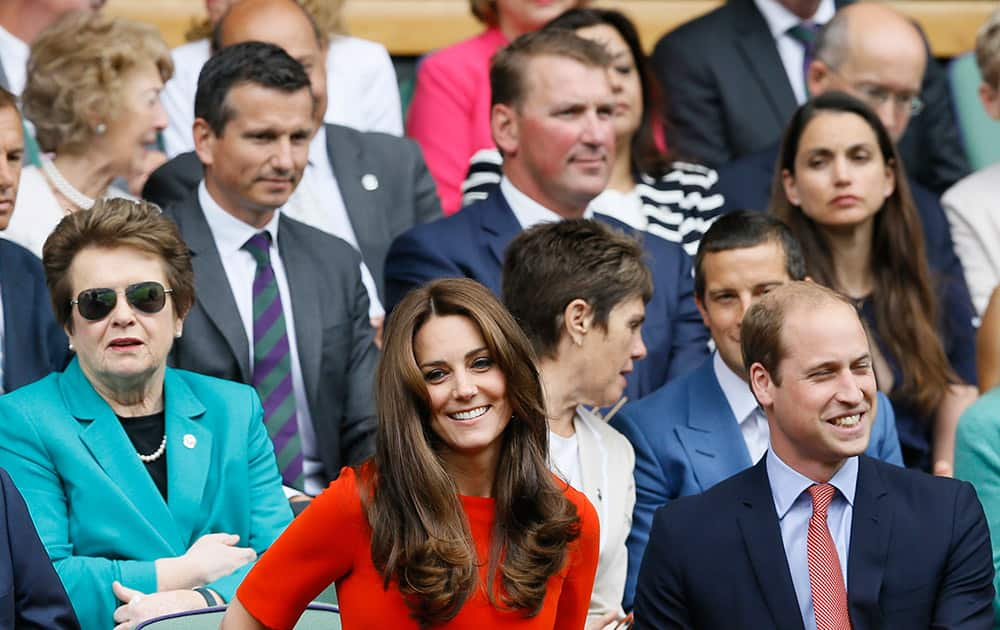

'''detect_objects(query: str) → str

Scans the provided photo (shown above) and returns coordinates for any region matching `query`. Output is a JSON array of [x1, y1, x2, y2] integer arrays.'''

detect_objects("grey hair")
[[814, 10, 850, 69], [976, 8, 1000, 88]]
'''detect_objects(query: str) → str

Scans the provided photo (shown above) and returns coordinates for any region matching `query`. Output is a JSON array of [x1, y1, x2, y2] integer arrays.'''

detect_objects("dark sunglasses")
[[70, 281, 174, 321]]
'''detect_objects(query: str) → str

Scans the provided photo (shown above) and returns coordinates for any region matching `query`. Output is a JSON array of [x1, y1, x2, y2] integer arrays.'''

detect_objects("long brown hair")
[[363, 278, 580, 627], [770, 91, 957, 416]]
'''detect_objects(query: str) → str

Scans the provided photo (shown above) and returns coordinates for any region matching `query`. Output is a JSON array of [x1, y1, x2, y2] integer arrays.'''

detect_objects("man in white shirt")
[[611, 210, 902, 609], [386, 28, 710, 403], [164, 42, 377, 507]]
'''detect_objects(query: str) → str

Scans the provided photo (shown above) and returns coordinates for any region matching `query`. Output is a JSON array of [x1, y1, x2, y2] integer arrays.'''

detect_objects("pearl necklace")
[[40, 158, 95, 210], [137, 434, 167, 463]]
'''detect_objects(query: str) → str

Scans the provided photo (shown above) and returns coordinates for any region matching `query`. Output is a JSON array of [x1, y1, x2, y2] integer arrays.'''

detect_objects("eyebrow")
[[418, 346, 489, 369], [804, 353, 871, 372]]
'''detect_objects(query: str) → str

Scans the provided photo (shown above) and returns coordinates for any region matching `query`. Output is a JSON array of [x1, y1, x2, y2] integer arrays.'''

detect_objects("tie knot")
[[808, 483, 837, 516], [787, 21, 821, 46], [243, 232, 272, 267]]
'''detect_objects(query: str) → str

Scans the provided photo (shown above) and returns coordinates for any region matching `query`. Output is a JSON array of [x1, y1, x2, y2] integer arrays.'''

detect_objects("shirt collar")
[[713, 351, 761, 426], [198, 181, 281, 256], [308, 124, 327, 172], [753, 0, 836, 39], [767, 449, 859, 519], [500, 176, 592, 229]]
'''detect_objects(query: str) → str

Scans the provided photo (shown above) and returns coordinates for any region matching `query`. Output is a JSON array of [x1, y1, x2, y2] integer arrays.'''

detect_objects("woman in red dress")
[[222, 278, 599, 629]]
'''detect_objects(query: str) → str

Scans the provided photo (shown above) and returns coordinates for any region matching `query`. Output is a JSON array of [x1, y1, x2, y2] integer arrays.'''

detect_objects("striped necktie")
[[807, 484, 851, 629], [788, 22, 822, 87], [243, 232, 303, 489]]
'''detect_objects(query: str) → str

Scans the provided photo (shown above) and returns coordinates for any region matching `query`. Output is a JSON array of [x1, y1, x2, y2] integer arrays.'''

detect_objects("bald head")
[[214, 0, 327, 124], [809, 3, 926, 141]]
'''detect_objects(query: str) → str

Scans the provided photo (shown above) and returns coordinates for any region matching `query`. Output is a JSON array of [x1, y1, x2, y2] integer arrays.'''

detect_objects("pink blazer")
[[406, 28, 507, 215]]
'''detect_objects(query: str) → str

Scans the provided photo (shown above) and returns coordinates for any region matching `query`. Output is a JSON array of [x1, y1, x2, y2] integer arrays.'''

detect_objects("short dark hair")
[[694, 211, 807, 299], [502, 219, 652, 359], [741, 281, 857, 384], [490, 29, 611, 109], [194, 41, 311, 136]]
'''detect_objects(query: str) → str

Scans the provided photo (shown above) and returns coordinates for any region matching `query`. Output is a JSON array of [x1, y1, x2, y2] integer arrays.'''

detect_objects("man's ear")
[[979, 81, 1000, 120], [806, 60, 831, 96], [192, 118, 216, 167], [563, 298, 593, 347], [749, 362, 775, 409], [491, 103, 519, 156], [694, 293, 711, 329]]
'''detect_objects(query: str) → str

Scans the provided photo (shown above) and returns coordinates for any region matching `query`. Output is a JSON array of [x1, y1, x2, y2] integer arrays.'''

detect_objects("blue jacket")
[[385, 191, 710, 399], [611, 357, 903, 609], [0, 359, 292, 629]]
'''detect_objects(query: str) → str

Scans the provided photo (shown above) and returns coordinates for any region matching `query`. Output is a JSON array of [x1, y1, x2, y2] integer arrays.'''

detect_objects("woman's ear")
[[882, 158, 896, 201], [781, 168, 800, 206], [563, 298, 593, 347]]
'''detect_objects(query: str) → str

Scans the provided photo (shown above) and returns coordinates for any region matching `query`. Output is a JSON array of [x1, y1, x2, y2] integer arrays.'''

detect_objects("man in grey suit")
[[166, 41, 377, 506], [143, 0, 441, 322]]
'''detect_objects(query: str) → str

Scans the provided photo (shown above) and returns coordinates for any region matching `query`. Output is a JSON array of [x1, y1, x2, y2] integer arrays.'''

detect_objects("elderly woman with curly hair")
[[222, 278, 599, 629], [3, 10, 170, 258]]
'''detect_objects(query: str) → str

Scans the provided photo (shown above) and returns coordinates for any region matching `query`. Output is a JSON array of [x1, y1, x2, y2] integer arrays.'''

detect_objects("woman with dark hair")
[[770, 91, 978, 475], [463, 7, 724, 255], [222, 277, 599, 629]]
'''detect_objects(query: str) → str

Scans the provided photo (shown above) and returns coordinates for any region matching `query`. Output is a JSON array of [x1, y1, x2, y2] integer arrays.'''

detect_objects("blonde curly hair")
[[22, 11, 172, 154]]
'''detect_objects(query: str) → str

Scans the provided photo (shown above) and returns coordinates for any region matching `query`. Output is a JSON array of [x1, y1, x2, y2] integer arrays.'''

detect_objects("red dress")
[[238, 466, 600, 629]]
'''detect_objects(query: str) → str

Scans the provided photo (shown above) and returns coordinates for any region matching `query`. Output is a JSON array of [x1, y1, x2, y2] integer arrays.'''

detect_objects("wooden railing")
[[104, 0, 998, 58]]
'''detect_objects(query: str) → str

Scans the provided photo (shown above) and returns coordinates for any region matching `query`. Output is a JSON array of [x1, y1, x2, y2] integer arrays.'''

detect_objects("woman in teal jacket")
[[0, 199, 292, 629]]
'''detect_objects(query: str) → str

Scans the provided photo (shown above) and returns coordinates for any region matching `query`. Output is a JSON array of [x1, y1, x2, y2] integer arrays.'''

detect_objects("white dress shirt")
[[549, 428, 584, 491], [501, 176, 593, 229], [713, 351, 770, 463], [198, 182, 324, 496], [753, 0, 836, 104], [0, 25, 27, 96]]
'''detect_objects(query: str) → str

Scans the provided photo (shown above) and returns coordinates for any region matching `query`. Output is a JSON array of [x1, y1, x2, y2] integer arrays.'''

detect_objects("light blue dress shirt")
[[767, 451, 858, 630]]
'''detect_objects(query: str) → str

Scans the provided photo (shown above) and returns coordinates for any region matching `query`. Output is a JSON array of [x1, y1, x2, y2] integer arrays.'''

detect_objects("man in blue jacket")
[[612, 211, 902, 609]]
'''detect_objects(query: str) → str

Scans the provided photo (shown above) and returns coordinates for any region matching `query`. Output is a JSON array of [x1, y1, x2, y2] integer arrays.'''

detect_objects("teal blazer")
[[0, 358, 293, 629]]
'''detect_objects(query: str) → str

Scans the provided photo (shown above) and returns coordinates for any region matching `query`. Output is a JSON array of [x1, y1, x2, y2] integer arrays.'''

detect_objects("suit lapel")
[[480, 194, 522, 279], [63, 361, 183, 551], [737, 459, 806, 630], [846, 456, 889, 630], [0, 244, 24, 391], [325, 125, 380, 273], [179, 198, 252, 382], [277, 217, 322, 408], [163, 369, 211, 546], [733, 0, 798, 129], [675, 361, 753, 491]]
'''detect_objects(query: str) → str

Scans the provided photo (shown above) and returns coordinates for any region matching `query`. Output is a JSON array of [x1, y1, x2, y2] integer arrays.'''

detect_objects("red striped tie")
[[807, 484, 851, 630]]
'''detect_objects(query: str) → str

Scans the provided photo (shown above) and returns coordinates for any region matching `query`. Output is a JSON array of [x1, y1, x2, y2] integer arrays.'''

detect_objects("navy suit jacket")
[[652, 0, 969, 194], [384, 192, 710, 399], [0, 467, 78, 629], [611, 357, 902, 610], [716, 142, 973, 311], [0, 239, 67, 392], [633, 455, 995, 629]]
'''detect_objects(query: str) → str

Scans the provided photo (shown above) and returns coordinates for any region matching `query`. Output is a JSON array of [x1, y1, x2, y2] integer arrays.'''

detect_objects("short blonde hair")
[[470, 0, 589, 27], [976, 8, 1000, 88], [22, 11, 172, 153]]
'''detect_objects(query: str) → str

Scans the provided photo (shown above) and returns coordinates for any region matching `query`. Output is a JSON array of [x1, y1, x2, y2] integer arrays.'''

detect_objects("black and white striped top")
[[461, 149, 726, 256]]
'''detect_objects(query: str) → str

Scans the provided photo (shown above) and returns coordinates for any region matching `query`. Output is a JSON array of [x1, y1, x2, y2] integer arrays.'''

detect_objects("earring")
[[68, 341, 74, 351], [95, 123, 107, 135]]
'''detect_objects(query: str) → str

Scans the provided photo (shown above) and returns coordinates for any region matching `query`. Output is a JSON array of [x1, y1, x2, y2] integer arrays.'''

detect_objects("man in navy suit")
[[385, 29, 708, 400], [0, 88, 66, 392], [632, 281, 994, 629], [612, 211, 902, 609], [716, 3, 970, 307], [654, 0, 967, 194]]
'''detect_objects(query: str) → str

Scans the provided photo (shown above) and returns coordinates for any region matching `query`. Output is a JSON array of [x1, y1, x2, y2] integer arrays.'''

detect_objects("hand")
[[111, 581, 205, 630], [587, 611, 632, 630], [933, 459, 954, 478], [181, 533, 257, 586]]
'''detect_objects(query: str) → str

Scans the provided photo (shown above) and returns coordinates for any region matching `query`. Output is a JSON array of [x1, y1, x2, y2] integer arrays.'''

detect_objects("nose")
[[874, 101, 902, 139], [271, 138, 295, 172], [0, 156, 15, 191], [452, 370, 477, 400], [108, 290, 137, 326], [631, 332, 647, 361], [735, 293, 755, 329], [607, 68, 624, 94], [834, 371, 865, 406], [831, 154, 851, 184], [152, 99, 169, 132]]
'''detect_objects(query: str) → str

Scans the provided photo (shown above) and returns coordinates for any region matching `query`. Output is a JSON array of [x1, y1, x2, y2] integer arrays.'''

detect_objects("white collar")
[[753, 0, 836, 39], [308, 124, 328, 173], [198, 181, 281, 256], [713, 351, 761, 426], [500, 176, 592, 229], [0, 24, 28, 94], [767, 449, 858, 519]]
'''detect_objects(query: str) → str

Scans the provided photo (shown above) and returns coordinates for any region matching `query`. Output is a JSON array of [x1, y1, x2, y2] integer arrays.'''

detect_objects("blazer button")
[[361, 174, 379, 191], [183, 434, 197, 449]]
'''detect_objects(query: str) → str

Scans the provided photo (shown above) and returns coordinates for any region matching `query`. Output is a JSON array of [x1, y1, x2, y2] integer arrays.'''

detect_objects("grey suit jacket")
[[143, 123, 442, 300], [164, 194, 378, 483]]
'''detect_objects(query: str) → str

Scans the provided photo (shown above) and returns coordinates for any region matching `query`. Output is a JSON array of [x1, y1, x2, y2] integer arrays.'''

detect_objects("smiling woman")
[[0, 198, 293, 629], [223, 277, 599, 630]]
